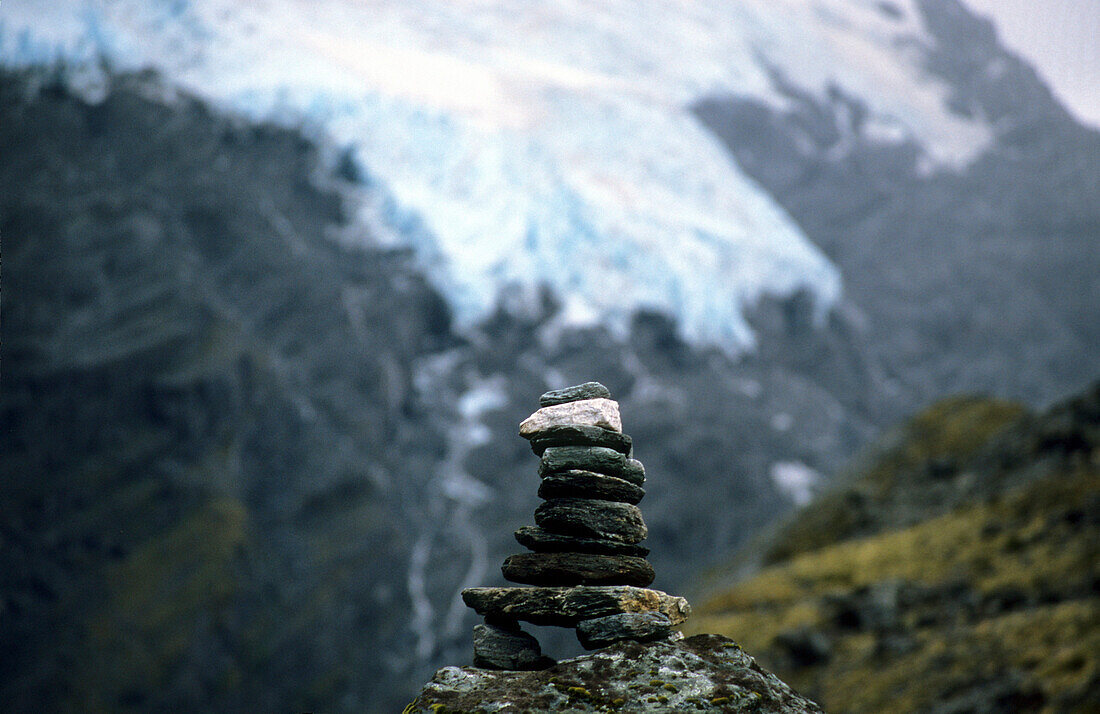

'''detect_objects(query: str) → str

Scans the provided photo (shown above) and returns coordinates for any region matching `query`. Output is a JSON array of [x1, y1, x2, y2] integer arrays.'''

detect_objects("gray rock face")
[[526, 424, 633, 456], [406, 634, 824, 713], [462, 586, 691, 627], [501, 552, 655, 587], [691, 0, 1100, 414], [472, 622, 554, 671], [540, 381, 612, 407], [576, 612, 673, 650], [514, 526, 650, 557], [520, 398, 622, 436], [538, 470, 645, 504], [535, 498, 647, 543]]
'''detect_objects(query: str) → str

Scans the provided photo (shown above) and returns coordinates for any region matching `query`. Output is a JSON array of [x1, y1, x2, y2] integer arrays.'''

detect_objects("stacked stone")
[[462, 382, 691, 670]]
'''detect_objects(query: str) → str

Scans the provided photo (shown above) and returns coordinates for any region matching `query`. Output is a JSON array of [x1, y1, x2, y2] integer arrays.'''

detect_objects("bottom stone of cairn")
[[576, 612, 673, 650], [472, 621, 555, 671]]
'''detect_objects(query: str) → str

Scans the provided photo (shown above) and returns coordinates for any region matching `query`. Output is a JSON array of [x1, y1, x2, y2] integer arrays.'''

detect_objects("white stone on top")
[[519, 398, 622, 435]]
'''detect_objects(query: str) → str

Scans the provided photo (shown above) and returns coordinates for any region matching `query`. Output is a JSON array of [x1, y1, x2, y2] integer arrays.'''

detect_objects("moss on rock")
[[691, 387, 1100, 713], [406, 635, 822, 713]]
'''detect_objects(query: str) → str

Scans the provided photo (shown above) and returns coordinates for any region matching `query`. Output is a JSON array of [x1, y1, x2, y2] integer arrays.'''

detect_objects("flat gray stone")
[[501, 552, 655, 587], [539, 446, 643, 484], [461, 586, 691, 627], [472, 622, 554, 670], [576, 612, 673, 650], [539, 381, 611, 407], [520, 398, 622, 436], [535, 498, 647, 544], [538, 470, 645, 504], [526, 424, 632, 456], [514, 526, 650, 557]]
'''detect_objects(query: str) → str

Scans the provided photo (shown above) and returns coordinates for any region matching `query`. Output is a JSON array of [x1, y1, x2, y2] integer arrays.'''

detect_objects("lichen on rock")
[[405, 634, 823, 713]]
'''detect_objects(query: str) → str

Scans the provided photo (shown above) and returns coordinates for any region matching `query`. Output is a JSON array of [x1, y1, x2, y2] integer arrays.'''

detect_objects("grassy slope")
[[689, 386, 1100, 713]]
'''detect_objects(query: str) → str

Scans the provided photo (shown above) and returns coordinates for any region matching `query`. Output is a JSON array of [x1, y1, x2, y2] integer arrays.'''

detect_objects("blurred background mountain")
[[689, 384, 1100, 713], [1, 1, 1097, 711]]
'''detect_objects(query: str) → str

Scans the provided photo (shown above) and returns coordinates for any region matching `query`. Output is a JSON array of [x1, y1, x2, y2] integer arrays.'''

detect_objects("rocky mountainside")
[[689, 382, 1100, 712], [0, 68, 871, 713], [695, 0, 1100, 406], [2, 1, 1099, 712], [0, 69, 455, 712]]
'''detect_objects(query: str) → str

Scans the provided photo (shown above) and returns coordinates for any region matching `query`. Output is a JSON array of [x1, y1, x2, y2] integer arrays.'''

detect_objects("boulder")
[[406, 634, 824, 713]]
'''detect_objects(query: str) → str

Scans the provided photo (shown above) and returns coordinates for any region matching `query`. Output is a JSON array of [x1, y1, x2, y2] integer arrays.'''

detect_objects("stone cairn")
[[461, 382, 692, 670]]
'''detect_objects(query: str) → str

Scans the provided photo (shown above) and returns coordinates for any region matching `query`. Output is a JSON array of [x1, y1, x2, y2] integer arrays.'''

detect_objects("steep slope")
[[0, 69, 879, 712], [4, 0, 1100, 710], [0, 69, 456, 712], [690, 383, 1100, 712], [695, 0, 1100, 405]]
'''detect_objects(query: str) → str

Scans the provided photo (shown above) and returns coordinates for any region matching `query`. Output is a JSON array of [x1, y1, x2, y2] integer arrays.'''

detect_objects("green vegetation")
[[691, 391, 1100, 713], [761, 395, 1027, 565]]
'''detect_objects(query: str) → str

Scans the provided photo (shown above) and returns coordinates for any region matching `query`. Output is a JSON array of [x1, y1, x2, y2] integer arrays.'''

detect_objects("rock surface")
[[576, 612, 673, 650], [526, 424, 633, 456], [502, 552, 655, 587], [538, 470, 645, 504], [535, 498, 647, 543], [514, 526, 650, 557], [538, 446, 630, 480], [623, 458, 646, 485], [462, 586, 690, 627], [540, 382, 612, 407], [406, 634, 824, 712], [472, 622, 554, 671], [521, 398, 623, 436], [10, 31, 1100, 710]]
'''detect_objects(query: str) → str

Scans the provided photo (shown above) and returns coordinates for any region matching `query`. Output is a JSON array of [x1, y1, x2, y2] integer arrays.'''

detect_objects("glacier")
[[2, 0, 992, 349]]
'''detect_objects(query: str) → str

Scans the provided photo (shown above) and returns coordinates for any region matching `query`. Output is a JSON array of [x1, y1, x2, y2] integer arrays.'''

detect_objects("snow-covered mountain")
[[3, 0, 1005, 348], [4, 1, 1098, 712]]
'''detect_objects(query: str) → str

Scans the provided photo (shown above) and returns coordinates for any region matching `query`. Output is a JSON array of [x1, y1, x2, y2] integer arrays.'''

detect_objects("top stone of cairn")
[[539, 381, 612, 407]]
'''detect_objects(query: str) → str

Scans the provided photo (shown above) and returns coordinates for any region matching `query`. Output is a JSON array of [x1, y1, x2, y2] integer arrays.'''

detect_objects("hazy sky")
[[962, 0, 1100, 127]]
